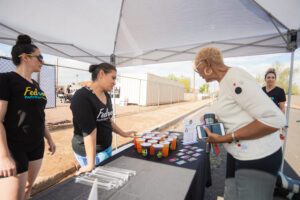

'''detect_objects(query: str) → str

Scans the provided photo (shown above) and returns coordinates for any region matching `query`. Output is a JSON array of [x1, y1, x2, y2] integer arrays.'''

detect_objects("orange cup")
[[160, 141, 170, 158], [136, 138, 145, 153], [161, 134, 168, 140], [167, 138, 173, 150], [156, 134, 165, 141], [170, 136, 177, 151], [133, 136, 141, 149], [148, 139, 158, 156]]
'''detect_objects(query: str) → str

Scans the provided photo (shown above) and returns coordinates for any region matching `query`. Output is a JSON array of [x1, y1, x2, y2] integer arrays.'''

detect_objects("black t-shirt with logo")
[[0, 72, 47, 145], [70, 87, 113, 156], [262, 86, 286, 108]]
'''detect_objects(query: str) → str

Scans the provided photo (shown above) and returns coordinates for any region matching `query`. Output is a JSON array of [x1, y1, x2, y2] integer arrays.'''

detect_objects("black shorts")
[[8, 140, 45, 174]]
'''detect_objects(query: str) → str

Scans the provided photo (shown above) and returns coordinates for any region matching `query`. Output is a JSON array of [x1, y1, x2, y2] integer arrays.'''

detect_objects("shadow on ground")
[[204, 145, 299, 200]]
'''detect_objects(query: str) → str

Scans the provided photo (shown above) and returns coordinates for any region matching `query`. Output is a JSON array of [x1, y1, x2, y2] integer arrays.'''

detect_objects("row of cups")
[[133, 132, 178, 159]]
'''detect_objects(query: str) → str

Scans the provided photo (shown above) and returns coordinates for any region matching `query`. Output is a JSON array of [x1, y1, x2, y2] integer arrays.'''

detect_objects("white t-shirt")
[[211, 67, 286, 160]]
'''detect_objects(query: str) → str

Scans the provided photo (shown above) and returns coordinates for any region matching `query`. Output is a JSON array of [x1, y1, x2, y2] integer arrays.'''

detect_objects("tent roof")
[[0, 0, 299, 67]]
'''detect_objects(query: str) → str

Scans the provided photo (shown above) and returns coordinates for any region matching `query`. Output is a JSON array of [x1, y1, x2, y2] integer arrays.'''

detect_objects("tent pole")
[[157, 82, 160, 107], [193, 70, 196, 101], [280, 50, 295, 172], [139, 79, 141, 111], [55, 58, 59, 108], [111, 54, 118, 150]]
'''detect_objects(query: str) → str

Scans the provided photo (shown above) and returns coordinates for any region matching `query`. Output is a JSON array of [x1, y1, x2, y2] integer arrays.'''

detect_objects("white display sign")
[[183, 117, 200, 145]]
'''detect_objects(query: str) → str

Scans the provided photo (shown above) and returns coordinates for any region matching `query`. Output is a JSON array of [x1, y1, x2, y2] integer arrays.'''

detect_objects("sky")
[[1, 43, 299, 91]]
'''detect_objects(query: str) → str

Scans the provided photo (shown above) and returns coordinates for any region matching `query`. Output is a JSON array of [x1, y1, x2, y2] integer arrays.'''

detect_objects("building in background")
[[119, 73, 184, 106]]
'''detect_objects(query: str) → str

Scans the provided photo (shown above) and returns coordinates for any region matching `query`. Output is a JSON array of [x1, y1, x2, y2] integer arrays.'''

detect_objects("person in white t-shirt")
[[194, 47, 286, 200]]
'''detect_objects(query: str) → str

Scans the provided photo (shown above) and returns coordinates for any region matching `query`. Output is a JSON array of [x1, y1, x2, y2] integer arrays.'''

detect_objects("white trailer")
[[119, 73, 184, 106]]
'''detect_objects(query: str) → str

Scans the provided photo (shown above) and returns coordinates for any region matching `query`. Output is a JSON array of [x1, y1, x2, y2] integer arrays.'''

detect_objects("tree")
[[167, 74, 191, 92], [199, 83, 209, 94], [255, 75, 264, 85], [167, 74, 179, 81]]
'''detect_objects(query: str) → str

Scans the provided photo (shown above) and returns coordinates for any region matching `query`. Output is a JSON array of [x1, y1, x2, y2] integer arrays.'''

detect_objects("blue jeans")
[[74, 146, 112, 167]]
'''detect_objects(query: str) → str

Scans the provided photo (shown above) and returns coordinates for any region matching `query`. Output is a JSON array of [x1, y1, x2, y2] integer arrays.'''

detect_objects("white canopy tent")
[[0, 0, 299, 170], [0, 0, 299, 66]]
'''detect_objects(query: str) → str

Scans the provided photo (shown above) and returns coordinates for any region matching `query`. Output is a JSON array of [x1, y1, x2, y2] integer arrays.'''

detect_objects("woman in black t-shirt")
[[262, 68, 286, 141], [262, 68, 286, 113], [0, 35, 56, 200], [70, 63, 136, 175]]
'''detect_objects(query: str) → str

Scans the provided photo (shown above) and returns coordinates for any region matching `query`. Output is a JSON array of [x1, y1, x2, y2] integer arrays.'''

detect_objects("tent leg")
[[111, 54, 118, 150], [113, 86, 118, 150], [193, 70, 196, 101], [280, 51, 295, 172]]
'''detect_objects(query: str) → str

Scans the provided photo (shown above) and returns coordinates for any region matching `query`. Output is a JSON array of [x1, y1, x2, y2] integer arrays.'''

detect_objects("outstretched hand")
[[75, 165, 94, 176], [124, 131, 137, 138]]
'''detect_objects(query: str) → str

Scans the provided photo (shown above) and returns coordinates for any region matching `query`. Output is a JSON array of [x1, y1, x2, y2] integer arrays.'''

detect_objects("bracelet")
[[231, 132, 236, 143]]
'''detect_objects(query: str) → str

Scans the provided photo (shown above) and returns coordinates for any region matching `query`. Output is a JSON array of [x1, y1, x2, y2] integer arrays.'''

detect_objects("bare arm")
[[206, 120, 278, 143], [0, 100, 16, 177], [279, 102, 285, 114], [84, 129, 96, 168], [111, 120, 136, 137], [0, 101, 9, 157], [76, 129, 97, 175], [44, 126, 56, 155]]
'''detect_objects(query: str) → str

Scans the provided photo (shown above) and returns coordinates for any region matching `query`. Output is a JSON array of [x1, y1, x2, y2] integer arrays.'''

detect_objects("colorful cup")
[[136, 138, 146, 153], [148, 139, 158, 156], [153, 144, 163, 159], [169, 136, 177, 151], [156, 134, 166, 141], [160, 141, 170, 158], [152, 137, 161, 141], [143, 136, 152, 142], [167, 138, 173, 150], [141, 142, 151, 158], [133, 136, 141, 149]]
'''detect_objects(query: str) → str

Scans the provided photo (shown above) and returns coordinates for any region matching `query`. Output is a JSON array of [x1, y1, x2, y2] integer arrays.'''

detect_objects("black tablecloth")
[[33, 140, 211, 200]]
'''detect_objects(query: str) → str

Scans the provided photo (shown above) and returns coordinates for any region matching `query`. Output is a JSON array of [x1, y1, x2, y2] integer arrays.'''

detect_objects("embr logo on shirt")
[[24, 87, 47, 100], [96, 108, 113, 121]]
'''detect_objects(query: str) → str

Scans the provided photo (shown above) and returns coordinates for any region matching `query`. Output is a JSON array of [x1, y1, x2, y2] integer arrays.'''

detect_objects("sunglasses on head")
[[19, 53, 44, 62]]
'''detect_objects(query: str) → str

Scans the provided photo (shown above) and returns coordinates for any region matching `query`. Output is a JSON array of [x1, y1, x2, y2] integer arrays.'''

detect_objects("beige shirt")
[[212, 67, 286, 160]]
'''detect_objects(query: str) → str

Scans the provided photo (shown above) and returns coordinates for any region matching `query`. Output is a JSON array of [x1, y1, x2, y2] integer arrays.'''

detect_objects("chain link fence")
[[0, 56, 56, 108], [0, 55, 190, 118]]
